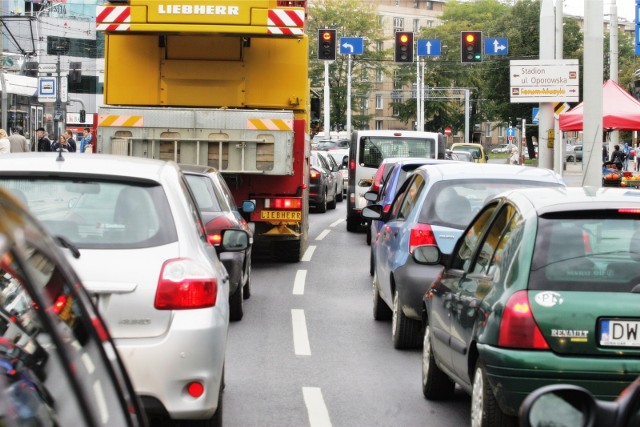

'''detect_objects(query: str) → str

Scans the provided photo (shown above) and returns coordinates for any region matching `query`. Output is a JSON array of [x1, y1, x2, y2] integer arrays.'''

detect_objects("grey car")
[[0, 153, 250, 426]]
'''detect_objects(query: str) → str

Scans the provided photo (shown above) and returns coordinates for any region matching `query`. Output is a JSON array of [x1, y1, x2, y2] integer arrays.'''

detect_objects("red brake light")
[[409, 223, 436, 254], [618, 208, 640, 214], [383, 204, 392, 213], [187, 381, 205, 398], [498, 290, 549, 350], [371, 167, 385, 192], [155, 259, 218, 310], [310, 168, 321, 179], [269, 197, 302, 209], [53, 294, 68, 314], [349, 159, 355, 170], [205, 216, 235, 246]]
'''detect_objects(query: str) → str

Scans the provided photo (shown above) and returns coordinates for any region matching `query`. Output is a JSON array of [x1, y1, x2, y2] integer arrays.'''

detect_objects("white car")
[[0, 153, 250, 425], [490, 143, 515, 154]]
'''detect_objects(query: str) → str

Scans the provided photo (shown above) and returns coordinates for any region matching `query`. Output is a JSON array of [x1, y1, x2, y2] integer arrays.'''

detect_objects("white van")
[[346, 130, 445, 231]]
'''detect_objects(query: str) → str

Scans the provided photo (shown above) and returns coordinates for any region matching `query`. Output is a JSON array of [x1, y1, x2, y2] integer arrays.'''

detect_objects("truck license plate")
[[261, 210, 301, 221], [600, 319, 640, 347]]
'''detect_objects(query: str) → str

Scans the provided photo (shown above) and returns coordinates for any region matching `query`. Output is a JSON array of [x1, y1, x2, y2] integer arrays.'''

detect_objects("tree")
[[308, 0, 387, 131]]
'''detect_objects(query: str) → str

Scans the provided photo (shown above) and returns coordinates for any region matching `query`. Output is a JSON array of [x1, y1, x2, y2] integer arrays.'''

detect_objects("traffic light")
[[461, 31, 482, 63], [394, 31, 414, 63], [318, 29, 336, 61]]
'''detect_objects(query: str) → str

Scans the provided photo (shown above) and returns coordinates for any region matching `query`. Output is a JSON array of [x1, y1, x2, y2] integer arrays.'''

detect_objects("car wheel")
[[346, 216, 359, 232], [336, 187, 343, 202], [328, 186, 337, 210], [366, 226, 372, 245], [422, 324, 455, 400], [317, 189, 328, 213], [391, 290, 421, 349], [372, 274, 392, 321], [229, 284, 244, 321], [471, 362, 517, 427], [243, 267, 251, 300], [369, 247, 374, 277]]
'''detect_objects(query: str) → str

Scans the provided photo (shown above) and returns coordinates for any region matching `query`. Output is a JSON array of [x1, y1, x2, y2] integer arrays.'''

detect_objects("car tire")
[[422, 324, 455, 400], [391, 290, 421, 349], [336, 188, 343, 202], [372, 274, 392, 321], [243, 268, 251, 300], [328, 187, 337, 210], [229, 284, 244, 321], [471, 362, 517, 427], [366, 226, 372, 245], [346, 215, 359, 232], [317, 189, 328, 213], [369, 248, 374, 277]]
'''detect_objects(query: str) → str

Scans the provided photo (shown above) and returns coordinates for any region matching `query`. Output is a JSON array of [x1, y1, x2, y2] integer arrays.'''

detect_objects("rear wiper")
[[54, 236, 81, 259]]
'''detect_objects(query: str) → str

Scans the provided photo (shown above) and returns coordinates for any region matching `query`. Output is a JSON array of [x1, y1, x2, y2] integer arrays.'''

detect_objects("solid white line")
[[302, 245, 316, 261], [329, 218, 343, 227], [315, 229, 330, 240], [292, 309, 311, 356], [293, 269, 307, 295], [303, 387, 332, 427]]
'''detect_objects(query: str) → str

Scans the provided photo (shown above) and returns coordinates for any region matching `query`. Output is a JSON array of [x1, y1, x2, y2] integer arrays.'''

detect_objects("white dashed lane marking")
[[315, 229, 330, 240], [302, 245, 316, 261], [291, 309, 311, 356], [302, 387, 332, 427], [293, 269, 307, 295]]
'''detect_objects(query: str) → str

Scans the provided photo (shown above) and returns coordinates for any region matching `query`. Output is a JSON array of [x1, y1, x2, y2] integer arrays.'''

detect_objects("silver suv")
[[0, 153, 250, 425]]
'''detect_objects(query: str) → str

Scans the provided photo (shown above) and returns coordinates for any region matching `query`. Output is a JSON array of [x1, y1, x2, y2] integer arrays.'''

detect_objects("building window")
[[361, 68, 368, 82], [376, 95, 383, 110], [47, 34, 104, 59], [376, 68, 384, 83], [68, 76, 102, 95], [361, 97, 369, 112], [426, 1, 433, 10], [377, 41, 384, 53], [485, 123, 491, 138], [498, 126, 505, 137], [413, 19, 421, 33], [426, 20, 434, 28], [413, 0, 419, 8], [393, 17, 404, 30], [376, 120, 383, 130]]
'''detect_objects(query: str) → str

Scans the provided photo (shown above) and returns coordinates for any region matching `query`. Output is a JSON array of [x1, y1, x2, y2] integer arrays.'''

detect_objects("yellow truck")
[[96, 0, 310, 262]]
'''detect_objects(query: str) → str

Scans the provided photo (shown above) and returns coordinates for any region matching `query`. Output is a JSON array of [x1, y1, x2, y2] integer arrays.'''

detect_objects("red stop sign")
[[444, 127, 452, 136]]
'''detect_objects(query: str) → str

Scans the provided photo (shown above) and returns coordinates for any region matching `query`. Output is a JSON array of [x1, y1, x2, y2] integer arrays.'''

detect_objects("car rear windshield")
[[419, 179, 563, 229], [530, 212, 640, 292], [359, 136, 437, 168], [0, 178, 177, 249], [184, 174, 224, 212]]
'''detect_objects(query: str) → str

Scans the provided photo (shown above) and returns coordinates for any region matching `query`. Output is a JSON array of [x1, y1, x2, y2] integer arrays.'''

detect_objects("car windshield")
[[454, 145, 481, 158], [359, 136, 437, 168], [419, 179, 563, 229], [530, 214, 640, 292], [0, 178, 177, 249]]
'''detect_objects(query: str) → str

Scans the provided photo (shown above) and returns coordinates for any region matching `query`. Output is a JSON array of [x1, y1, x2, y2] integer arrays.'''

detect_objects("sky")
[[562, 0, 636, 22]]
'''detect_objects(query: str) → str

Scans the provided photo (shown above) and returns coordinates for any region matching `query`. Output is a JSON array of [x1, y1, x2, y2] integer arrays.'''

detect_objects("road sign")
[[484, 37, 508, 55], [38, 63, 57, 74], [444, 127, 452, 136], [417, 39, 441, 57], [509, 59, 580, 103], [340, 37, 364, 55], [636, 1, 640, 55], [60, 75, 68, 103], [38, 77, 56, 102], [532, 107, 539, 124], [507, 127, 516, 137]]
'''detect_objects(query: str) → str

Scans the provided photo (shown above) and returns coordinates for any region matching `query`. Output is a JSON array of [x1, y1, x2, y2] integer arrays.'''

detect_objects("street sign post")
[[507, 127, 516, 141], [484, 37, 508, 55], [340, 37, 364, 55], [38, 77, 56, 103], [509, 59, 580, 103], [417, 39, 441, 57], [444, 127, 452, 136], [532, 107, 540, 124]]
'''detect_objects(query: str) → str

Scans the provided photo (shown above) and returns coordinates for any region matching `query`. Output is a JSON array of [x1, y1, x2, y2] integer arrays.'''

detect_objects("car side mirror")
[[519, 385, 597, 427], [412, 245, 441, 265], [217, 229, 250, 252], [361, 205, 383, 220], [241, 200, 255, 213], [363, 191, 378, 202]]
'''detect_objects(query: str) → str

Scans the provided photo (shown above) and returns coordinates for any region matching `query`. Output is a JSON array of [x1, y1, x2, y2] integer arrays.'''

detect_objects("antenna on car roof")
[[56, 144, 65, 162]]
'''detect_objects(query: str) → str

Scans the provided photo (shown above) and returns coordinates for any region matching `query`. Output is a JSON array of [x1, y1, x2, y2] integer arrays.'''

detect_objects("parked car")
[[0, 186, 148, 426], [450, 142, 488, 163], [566, 144, 583, 162], [450, 150, 474, 162], [327, 148, 349, 199], [181, 164, 256, 321], [365, 159, 454, 270], [519, 376, 640, 427], [417, 186, 640, 426], [362, 163, 565, 350], [0, 153, 251, 425], [490, 143, 515, 154], [309, 150, 338, 213]]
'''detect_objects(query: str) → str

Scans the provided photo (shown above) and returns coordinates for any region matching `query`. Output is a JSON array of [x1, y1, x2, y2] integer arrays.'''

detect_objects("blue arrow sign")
[[532, 107, 539, 124], [484, 37, 508, 55], [340, 37, 364, 55], [507, 127, 516, 137], [417, 39, 441, 57]]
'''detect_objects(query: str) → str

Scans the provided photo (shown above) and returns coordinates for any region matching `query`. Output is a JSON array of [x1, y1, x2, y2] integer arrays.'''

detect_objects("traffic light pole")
[[416, 58, 421, 131], [323, 61, 330, 138]]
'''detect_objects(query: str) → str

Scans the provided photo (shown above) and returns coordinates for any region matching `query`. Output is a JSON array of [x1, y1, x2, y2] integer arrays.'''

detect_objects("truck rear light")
[[205, 216, 235, 246], [265, 197, 302, 209], [409, 223, 436, 254], [498, 290, 549, 350], [155, 259, 218, 310]]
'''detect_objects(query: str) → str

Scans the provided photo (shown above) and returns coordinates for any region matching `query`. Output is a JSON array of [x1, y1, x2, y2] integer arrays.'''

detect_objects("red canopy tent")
[[559, 80, 640, 131]]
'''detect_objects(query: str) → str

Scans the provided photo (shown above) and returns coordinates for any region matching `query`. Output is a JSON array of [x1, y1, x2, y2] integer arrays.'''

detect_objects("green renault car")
[[417, 186, 640, 427]]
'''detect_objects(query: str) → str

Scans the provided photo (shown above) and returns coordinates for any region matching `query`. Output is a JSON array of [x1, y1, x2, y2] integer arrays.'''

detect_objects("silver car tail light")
[[155, 258, 218, 310]]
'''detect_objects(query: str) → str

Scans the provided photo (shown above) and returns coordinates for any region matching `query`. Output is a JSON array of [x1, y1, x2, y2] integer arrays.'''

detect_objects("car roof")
[[0, 153, 176, 181], [179, 163, 220, 174], [500, 186, 640, 215], [451, 142, 483, 148], [415, 163, 565, 184]]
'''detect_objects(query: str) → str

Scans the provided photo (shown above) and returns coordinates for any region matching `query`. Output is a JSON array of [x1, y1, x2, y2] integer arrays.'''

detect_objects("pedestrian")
[[509, 146, 519, 165], [79, 127, 93, 153], [610, 144, 626, 171], [63, 130, 77, 152], [51, 134, 71, 152], [8, 127, 29, 152], [36, 127, 51, 152], [603, 145, 609, 163], [623, 142, 631, 171], [0, 129, 9, 154]]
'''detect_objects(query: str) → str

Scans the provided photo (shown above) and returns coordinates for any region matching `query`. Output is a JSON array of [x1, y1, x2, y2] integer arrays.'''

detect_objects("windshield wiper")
[[54, 236, 81, 259]]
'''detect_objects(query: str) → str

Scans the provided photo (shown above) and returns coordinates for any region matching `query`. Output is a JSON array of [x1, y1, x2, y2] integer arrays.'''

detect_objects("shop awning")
[[1, 73, 37, 97]]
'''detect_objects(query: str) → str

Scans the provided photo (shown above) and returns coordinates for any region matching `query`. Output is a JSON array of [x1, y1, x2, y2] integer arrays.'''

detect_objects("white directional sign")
[[38, 63, 57, 74], [509, 59, 580, 103]]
